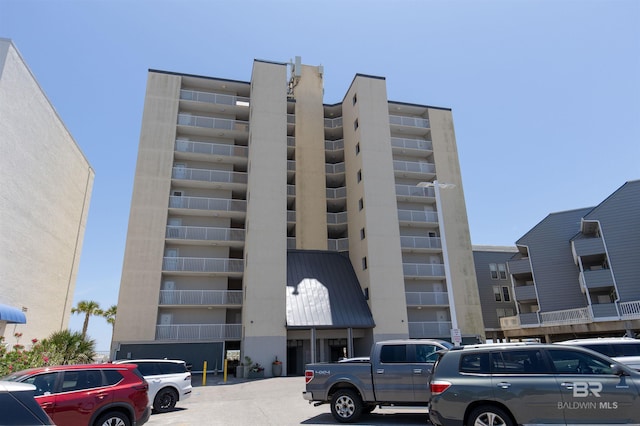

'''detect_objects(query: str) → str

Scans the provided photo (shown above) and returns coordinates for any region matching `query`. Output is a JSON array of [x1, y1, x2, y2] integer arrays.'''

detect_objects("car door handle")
[[40, 402, 54, 409], [376, 369, 384, 374], [496, 382, 511, 389], [561, 382, 574, 390], [95, 392, 108, 401], [413, 369, 423, 374]]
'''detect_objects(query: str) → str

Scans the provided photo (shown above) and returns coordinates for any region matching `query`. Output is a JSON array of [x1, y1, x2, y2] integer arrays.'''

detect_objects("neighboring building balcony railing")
[[287, 210, 296, 222], [397, 209, 439, 224], [175, 140, 248, 158], [327, 238, 349, 252], [540, 307, 591, 326], [288, 136, 295, 147], [327, 212, 348, 224], [177, 114, 249, 132], [393, 160, 436, 175], [400, 236, 442, 250], [166, 226, 245, 243], [156, 324, 242, 340], [287, 114, 295, 124], [325, 139, 344, 151], [403, 263, 446, 277], [180, 89, 249, 107], [287, 185, 296, 196], [507, 258, 532, 275], [579, 268, 614, 290], [287, 160, 296, 171], [162, 257, 244, 274], [172, 167, 248, 184], [408, 321, 451, 338], [406, 291, 449, 306], [514, 285, 537, 302], [391, 137, 433, 151], [389, 115, 430, 128], [326, 187, 347, 199], [287, 237, 296, 249], [325, 162, 345, 174], [395, 184, 435, 198], [500, 315, 521, 330], [324, 117, 343, 128], [168, 196, 246, 213], [159, 290, 243, 306], [620, 300, 640, 319], [572, 237, 605, 259]]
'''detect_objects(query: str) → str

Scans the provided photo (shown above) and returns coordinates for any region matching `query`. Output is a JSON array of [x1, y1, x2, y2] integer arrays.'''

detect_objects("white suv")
[[114, 359, 192, 412], [557, 337, 640, 371]]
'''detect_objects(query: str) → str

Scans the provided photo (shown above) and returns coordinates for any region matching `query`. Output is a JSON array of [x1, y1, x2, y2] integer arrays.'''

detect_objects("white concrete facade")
[[0, 39, 94, 345]]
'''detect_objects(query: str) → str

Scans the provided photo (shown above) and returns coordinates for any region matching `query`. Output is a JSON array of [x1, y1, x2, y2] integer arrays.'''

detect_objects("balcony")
[[514, 285, 537, 302], [172, 166, 247, 190], [325, 139, 344, 151], [325, 162, 345, 174], [389, 115, 429, 129], [166, 226, 244, 247], [408, 321, 451, 338], [177, 114, 249, 138], [620, 300, 640, 319], [180, 89, 249, 107], [572, 237, 605, 259], [507, 258, 531, 275], [540, 307, 591, 326], [406, 292, 449, 306], [159, 290, 243, 306], [591, 303, 618, 319], [580, 268, 614, 290], [400, 236, 442, 251], [162, 257, 244, 276], [327, 238, 349, 252], [397, 209, 439, 226], [393, 160, 436, 179], [395, 184, 435, 200], [168, 196, 246, 218], [324, 117, 343, 128], [326, 187, 347, 199], [391, 137, 433, 152], [175, 140, 248, 163], [156, 323, 242, 340], [500, 315, 521, 330], [519, 312, 540, 326], [403, 263, 445, 278], [327, 212, 348, 225]]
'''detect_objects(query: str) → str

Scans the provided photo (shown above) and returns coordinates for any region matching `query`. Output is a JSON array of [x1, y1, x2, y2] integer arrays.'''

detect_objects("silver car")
[[428, 343, 640, 426]]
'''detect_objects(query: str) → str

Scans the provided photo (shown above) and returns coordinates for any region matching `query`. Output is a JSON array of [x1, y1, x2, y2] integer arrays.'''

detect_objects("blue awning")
[[0, 304, 27, 324]]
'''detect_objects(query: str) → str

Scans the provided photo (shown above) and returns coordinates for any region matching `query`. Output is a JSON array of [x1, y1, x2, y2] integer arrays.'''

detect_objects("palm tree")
[[71, 300, 102, 338], [102, 305, 117, 329], [38, 330, 96, 364]]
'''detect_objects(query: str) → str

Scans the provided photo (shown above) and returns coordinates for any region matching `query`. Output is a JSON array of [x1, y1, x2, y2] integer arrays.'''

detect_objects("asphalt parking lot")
[[146, 376, 428, 425]]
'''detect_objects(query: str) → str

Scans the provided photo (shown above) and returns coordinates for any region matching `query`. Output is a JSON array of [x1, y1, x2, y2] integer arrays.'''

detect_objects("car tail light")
[[305, 370, 314, 384], [430, 380, 452, 395]]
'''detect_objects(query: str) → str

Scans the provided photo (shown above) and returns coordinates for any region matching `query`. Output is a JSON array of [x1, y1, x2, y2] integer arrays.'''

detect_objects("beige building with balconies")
[[0, 39, 94, 344], [112, 58, 483, 375]]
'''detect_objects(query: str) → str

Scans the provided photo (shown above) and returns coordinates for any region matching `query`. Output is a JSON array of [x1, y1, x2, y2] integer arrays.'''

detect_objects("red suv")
[[4, 363, 150, 426]]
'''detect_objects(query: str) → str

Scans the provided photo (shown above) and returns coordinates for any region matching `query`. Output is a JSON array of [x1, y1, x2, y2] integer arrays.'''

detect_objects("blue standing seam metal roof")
[[286, 250, 375, 329], [0, 304, 27, 324]]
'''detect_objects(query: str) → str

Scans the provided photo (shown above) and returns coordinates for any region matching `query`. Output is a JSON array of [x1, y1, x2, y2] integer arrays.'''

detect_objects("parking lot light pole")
[[417, 180, 459, 345]]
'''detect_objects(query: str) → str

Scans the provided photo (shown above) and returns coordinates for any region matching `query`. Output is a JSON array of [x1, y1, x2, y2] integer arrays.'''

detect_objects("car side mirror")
[[611, 364, 627, 376]]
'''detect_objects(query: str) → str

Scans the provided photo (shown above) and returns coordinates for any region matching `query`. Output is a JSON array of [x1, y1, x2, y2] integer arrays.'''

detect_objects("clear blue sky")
[[3, 0, 639, 351]]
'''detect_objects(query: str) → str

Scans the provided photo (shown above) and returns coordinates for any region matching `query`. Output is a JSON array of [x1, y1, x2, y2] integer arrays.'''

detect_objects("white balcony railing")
[[156, 324, 242, 340], [175, 140, 248, 158], [159, 290, 243, 305], [166, 226, 245, 242], [168, 196, 246, 213], [400, 236, 442, 250], [389, 115, 429, 128], [327, 238, 349, 252], [325, 139, 344, 151], [326, 187, 347, 199], [397, 209, 439, 224], [393, 160, 436, 174], [162, 257, 244, 273], [540, 307, 591, 326], [391, 137, 433, 151], [172, 167, 247, 184], [324, 117, 343, 128], [395, 184, 435, 198], [620, 300, 640, 319], [403, 263, 445, 277], [325, 163, 345, 174], [408, 321, 451, 338], [177, 114, 249, 132], [180, 89, 249, 107], [406, 292, 449, 306], [327, 212, 348, 225]]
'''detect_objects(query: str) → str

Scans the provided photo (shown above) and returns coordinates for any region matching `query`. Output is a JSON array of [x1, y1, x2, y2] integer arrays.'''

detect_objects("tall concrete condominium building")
[[0, 39, 94, 345], [501, 180, 640, 342], [113, 58, 483, 375]]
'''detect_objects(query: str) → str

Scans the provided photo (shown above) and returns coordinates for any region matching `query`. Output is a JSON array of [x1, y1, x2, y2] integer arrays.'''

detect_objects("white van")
[[557, 337, 640, 370]]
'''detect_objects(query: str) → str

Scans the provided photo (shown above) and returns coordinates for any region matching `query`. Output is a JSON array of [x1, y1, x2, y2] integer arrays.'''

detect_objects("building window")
[[355, 142, 360, 155], [489, 263, 498, 279], [357, 169, 362, 183], [352, 93, 357, 105], [354, 118, 359, 131], [358, 198, 364, 211], [493, 286, 502, 302], [498, 263, 507, 279], [502, 286, 511, 302], [360, 228, 366, 240], [362, 257, 368, 270]]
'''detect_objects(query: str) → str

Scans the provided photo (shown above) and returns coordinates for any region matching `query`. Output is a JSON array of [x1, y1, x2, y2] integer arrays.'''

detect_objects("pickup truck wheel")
[[468, 405, 514, 426], [331, 389, 363, 423]]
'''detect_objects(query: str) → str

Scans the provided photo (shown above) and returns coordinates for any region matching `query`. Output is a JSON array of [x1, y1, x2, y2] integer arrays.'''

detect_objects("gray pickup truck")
[[302, 339, 452, 423]]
